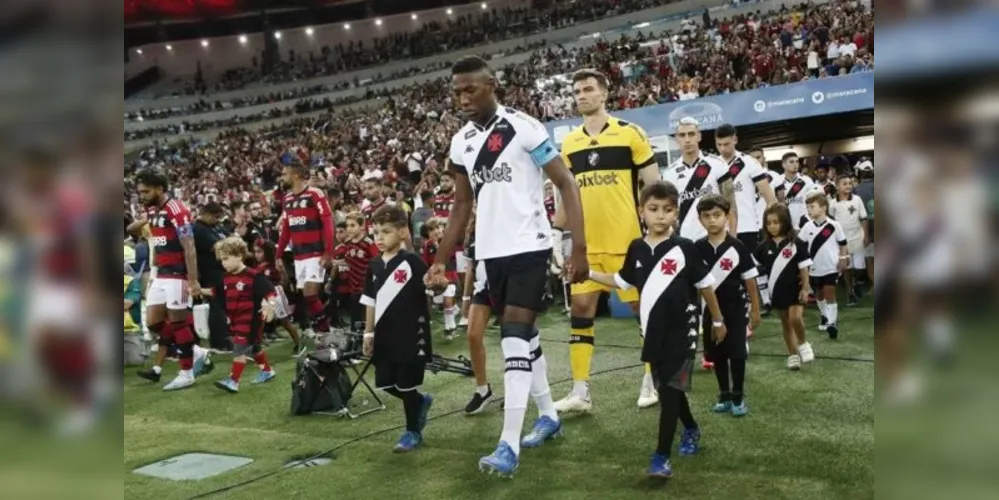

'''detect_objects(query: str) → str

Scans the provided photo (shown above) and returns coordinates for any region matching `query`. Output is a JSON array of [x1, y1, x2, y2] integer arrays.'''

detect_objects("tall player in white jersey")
[[773, 152, 819, 229], [427, 56, 589, 477], [661, 117, 737, 370], [661, 117, 738, 243], [713, 124, 777, 252]]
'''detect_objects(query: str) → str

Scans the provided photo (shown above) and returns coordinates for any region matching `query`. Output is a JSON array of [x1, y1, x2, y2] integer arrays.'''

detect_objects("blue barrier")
[[546, 71, 874, 143]]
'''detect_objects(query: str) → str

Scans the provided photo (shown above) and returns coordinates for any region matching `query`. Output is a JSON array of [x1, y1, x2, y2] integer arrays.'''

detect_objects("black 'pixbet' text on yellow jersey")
[[560, 117, 656, 255]]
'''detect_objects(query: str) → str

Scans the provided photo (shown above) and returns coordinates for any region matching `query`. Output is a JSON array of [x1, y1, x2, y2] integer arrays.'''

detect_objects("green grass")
[[125, 302, 874, 500]]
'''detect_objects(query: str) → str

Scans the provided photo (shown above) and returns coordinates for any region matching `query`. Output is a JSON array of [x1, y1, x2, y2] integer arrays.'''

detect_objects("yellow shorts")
[[571, 253, 639, 303]]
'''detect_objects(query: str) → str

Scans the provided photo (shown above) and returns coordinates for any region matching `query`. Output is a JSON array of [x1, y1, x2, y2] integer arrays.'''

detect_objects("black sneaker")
[[292, 343, 307, 357], [444, 329, 456, 341], [465, 387, 493, 415], [827, 324, 839, 340], [137, 368, 161, 383], [846, 294, 859, 307], [819, 316, 829, 331], [761, 304, 772, 317]]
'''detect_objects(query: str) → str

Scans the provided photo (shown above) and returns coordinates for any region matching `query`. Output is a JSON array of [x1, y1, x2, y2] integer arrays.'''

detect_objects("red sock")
[[253, 352, 271, 372], [179, 357, 193, 370], [230, 361, 246, 383], [306, 295, 329, 333]]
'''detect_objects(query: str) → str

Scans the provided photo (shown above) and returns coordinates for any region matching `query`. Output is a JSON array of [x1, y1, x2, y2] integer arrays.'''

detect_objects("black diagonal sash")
[[470, 118, 518, 201], [786, 178, 806, 200], [809, 223, 836, 259], [679, 160, 712, 223], [724, 157, 745, 184]]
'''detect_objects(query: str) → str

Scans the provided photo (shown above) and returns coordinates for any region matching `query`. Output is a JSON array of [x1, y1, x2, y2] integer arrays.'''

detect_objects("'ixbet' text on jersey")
[[577, 171, 621, 188]]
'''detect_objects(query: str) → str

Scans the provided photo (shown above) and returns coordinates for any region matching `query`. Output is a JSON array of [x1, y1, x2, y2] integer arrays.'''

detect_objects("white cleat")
[[798, 342, 816, 364], [458, 317, 469, 327], [787, 354, 802, 371], [638, 383, 659, 409], [163, 374, 195, 391], [554, 393, 592, 413]]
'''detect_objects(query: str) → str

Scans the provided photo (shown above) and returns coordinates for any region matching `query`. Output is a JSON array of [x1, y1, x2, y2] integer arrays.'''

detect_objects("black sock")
[[713, 357, 731, 401], [402, 391, 424, 433], [656, 388, 682, 456], [678, 391, 697, 431], [384, 387, 404, 400], [731, 358, 747, 405]]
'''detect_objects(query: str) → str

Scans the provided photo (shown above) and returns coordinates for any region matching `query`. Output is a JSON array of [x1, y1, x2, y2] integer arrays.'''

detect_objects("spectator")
[[193, 202, 230, 350]]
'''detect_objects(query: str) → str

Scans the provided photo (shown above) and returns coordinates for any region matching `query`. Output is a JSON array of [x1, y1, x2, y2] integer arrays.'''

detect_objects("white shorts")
[[474, 261, 488, 296], [294, 257, 327, 290], [26, 281, 85, 332], [428, 284, 457, 302], [146, 277, 193, 311], [273, 286, 292, 320], [455, 251, 468, 273], [850, 252, 867, 270]]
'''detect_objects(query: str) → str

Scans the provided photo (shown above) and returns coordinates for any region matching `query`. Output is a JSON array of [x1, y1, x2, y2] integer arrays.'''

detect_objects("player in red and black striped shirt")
[[276, 161, 335, 336], [422, 218, 459, 339], [332, 212, 380, 331], [210, 238, 278, 393], [361, 178, 393, 237], [433, 173, 456, 219]]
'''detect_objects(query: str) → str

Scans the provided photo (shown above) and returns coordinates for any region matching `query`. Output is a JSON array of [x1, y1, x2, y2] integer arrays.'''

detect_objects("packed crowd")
[[143, 0, 683, 102], [126, 0, 873, 142]]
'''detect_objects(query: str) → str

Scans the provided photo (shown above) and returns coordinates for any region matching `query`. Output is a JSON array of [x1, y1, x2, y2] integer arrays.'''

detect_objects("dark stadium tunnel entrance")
[[699, 110, 874, 159]]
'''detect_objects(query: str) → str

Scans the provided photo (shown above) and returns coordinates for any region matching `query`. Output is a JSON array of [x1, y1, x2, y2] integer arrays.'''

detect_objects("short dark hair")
[[364, 177, 382, 186], [782, 152, 798, 162], [419, 190, 434, 201], [201, 202, 224, 216], [571, 69, 610, 89], [135, 169, 169, 190], [230, 200, 246, 211], [715, 124, 737, 139], [749, 147, 764, 155], [836, 174, 854, 183], [372, 205, 408, 229], [640, 181, 679, 207], [452, 56, 491, 75], [327, 187, 342, 198], [697, 194, 730, 215], [335, 221, 347, 230]]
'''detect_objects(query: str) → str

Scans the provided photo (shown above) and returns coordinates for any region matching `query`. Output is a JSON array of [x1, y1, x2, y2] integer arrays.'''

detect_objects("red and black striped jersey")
[[256, 262, 284, 286], [422, 240, 458, 280], [218, 267, 276, 342], [333, 237, 379, 294], [433, 191, 455, 219], [35, 185, 90, 283], [277, 187, 335, 261], [147, 197, 193, 279], [361, 198, 392, 236]]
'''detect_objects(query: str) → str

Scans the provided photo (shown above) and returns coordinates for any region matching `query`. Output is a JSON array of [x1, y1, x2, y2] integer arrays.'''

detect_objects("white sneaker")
[[637, 380, 659, 409], [787, 354, 802, 371], [458, 317, 469, 327], [554, 392, 592, 413], [798, 342, 816, 364], [163, 373, 195, 391]]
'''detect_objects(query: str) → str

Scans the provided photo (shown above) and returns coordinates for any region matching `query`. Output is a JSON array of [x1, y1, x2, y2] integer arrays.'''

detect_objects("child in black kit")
[[361, 205, 434, 453], [694, 195, 762, 417], [589, 182, 727, 480]]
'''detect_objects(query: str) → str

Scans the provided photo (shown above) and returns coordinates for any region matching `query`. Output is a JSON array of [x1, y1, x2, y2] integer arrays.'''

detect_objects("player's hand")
[[261, 300, 276, 323], [564, 253, 590, 284], [320, 254, 333, 268], [362, 336, 374, 357], [200, 288, 214, 297], [276, 259, 286, 274], [712, 322, 728, 345], [750, 311, 762, 331], [188, 280, 203, 300], [799, 288, 812, 304], [424, 263, 446, 287], [838, 257, 848, 272]]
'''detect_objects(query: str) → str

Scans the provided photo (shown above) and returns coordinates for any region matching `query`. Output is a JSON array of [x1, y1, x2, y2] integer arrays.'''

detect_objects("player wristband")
[[363, 332, 374, 339], [462, 296, 471, 302], [839, 255, 850, 260], [712, 320, 724, 328], [588, 270, 595, 279]]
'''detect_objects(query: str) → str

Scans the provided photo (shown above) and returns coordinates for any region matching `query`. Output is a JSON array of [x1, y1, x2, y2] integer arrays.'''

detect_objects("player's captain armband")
[[529, 139, 560, 168], [176, 223, 195, 239]]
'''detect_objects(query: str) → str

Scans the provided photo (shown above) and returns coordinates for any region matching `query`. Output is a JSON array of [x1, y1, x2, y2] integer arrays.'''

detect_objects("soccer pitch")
[[124, 303, 874, 500]]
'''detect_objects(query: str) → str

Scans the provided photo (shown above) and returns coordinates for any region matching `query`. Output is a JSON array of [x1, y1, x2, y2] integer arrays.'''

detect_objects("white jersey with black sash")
[[694, 235, 759, 317], [613, 236, 715, 363], [774, 175, 819, 229], [799, 218, 848, 277], [360, 250, 432, 363], [723, 151, 768, 234], [661, 153, 731, 241]]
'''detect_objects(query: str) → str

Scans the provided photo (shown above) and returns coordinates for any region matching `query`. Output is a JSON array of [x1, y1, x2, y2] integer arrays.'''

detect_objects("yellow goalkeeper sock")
[[569, 317, 595, 385]]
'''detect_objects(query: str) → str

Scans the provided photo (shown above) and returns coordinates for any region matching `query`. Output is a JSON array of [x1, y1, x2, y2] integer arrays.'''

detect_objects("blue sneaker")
[[418, 393, 434, 433], [678, 428, 701, 456], [251, 370, 276, 385], [478, 441, 519, 477], [521, 416, 562, 448], [646, 453, 674, 479], [214, 377, 239, 393], [393, 431, 423, 453], [193, 352, 213, 377], [731, 400, 749, 417], [712, 401, 732, 413]]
